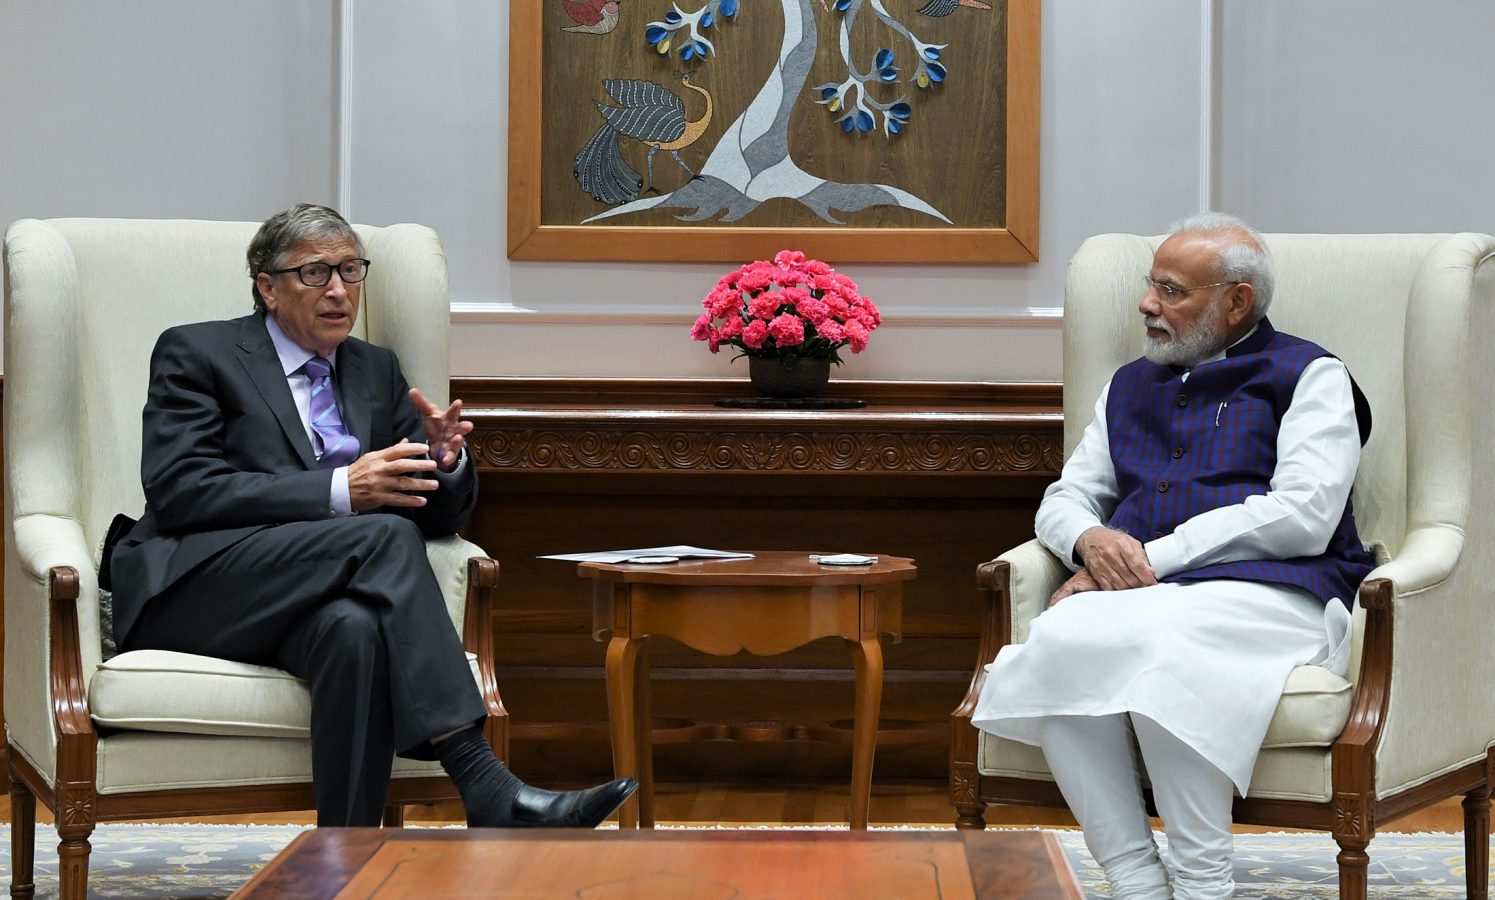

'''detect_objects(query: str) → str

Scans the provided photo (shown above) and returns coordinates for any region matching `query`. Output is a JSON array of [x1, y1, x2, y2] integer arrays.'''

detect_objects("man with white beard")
[[972, 212, 1375, 899]]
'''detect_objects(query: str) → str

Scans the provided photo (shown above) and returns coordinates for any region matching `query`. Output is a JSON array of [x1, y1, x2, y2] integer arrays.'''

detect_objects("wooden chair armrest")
[[461, 557, 509, 763]]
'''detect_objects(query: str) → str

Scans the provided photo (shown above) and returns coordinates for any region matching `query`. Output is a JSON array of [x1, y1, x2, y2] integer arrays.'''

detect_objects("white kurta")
[[972, 353, 1361, 794]]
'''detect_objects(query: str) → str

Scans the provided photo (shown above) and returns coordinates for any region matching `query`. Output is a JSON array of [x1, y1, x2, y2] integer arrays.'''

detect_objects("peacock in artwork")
[[573, 73, 713, 206]]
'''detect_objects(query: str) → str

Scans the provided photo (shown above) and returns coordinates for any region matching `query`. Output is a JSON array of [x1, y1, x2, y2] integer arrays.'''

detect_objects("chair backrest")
[[1062, 232, 1490, 563], [3, 216, 450, 672]]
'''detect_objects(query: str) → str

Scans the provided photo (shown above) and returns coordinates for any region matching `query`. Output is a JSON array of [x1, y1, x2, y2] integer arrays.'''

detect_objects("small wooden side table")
[[582, 551, 917, 829]]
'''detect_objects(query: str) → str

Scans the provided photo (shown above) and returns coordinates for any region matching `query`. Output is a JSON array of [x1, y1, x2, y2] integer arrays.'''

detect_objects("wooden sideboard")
[[455, 377, 1063, 782]]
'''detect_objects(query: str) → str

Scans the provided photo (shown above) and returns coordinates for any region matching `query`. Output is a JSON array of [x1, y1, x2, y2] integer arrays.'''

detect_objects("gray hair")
[[1167, 211, 1275, 321], [246, 203, 363, 311]]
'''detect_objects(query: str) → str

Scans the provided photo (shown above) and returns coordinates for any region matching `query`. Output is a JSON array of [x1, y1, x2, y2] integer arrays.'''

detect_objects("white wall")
[[0, 1, 339, 220], [3, 1, 1491, 380], [1214, 3, 1495, 233]]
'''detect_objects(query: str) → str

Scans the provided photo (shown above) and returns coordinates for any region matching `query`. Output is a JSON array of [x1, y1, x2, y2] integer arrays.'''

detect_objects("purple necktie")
[[303, 356, 360, 469]]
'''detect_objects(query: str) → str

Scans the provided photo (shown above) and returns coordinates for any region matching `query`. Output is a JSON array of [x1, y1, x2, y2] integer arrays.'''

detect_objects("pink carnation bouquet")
[[691, 250, 880, 364]]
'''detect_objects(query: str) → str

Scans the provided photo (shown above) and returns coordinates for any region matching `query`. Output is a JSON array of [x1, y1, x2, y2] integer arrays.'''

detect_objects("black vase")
[[748, 356, 833, 398]]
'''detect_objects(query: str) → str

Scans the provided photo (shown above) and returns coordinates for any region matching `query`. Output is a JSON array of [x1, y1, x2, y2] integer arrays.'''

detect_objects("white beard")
[[1143, 307, 1228, 367]]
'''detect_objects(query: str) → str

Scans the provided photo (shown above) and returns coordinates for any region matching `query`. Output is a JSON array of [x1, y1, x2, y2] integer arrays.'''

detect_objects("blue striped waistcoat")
[[1105, 317, 1375, 608]]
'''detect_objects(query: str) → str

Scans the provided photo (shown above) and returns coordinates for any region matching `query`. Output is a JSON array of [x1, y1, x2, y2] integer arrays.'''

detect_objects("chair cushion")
[[92, 731, 448, 794], [89, 649, 481, 739], [979, 664, 1354, 775], [1261, 664, 1354, 748]]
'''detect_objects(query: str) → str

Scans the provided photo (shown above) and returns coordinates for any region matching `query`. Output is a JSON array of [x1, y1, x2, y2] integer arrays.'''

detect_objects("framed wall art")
[[507, 0, 1039, 263]]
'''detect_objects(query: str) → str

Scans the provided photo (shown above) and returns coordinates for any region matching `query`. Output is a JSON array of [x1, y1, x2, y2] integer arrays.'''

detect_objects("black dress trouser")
[[123, 514, 487, 826]]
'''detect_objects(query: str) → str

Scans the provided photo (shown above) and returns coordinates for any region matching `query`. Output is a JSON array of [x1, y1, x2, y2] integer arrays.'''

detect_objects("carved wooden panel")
[[56, 780, 96, 828], [474, 427, 1061, 475], [1333, 791, 1372, 839]]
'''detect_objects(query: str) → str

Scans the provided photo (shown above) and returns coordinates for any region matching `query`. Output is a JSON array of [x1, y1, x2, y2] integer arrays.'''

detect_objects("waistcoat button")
[[1177, 395, 1189, 407], [1172, 446, 1184, 458], [1157, 480, 1169, 492]]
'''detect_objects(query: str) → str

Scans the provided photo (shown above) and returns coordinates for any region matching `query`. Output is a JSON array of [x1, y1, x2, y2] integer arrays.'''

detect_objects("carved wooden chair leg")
[[953, 802, 987, 830], [8, 765, 36, 899], [950, 760, 987, 830], [54, 818, 95, 900], [1464, 785, 1491, 900], [382, 803, 406, 828], [1334, 836, 1371, 900]]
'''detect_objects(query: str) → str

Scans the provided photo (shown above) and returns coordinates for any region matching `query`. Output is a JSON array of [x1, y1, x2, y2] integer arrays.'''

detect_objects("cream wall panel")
[[0, 1, 337, 223], [1215, 0, 1495, 233], [30, 3, 1495, 378]]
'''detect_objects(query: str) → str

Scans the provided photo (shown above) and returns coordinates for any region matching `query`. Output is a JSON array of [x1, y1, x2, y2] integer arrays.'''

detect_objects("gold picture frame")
[[508, 0, 1039, 263]]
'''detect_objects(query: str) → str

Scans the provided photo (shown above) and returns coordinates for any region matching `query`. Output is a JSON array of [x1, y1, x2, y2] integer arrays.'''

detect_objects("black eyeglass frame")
[[268, 258, 372, 288]]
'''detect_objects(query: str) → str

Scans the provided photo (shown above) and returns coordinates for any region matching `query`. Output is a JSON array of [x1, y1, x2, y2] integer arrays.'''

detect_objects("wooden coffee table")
[[235, 828, 1083, 898], [581, 551, 917, 829]]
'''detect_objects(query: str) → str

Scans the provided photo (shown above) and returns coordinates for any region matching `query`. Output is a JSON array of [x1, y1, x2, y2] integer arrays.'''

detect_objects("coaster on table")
[[714, 397, 867, 410]]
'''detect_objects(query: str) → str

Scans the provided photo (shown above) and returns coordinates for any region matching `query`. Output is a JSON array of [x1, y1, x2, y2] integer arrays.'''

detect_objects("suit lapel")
[[336, 340, 374, 456], [236, 315, 319, 470]]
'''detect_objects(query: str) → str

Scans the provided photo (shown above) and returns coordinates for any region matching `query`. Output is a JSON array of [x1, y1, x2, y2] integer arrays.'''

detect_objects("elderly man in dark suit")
[[110, 203, 636, 827]]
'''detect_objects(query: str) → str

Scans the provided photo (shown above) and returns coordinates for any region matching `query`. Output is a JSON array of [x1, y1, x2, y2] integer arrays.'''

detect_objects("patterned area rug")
[[0, 823, 1483, 898], [1053, 830, 1485, 899], [0, 824, 310, 898]]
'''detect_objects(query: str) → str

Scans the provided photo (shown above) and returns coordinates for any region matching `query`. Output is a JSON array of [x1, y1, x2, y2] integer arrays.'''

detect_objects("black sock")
[[433, 727, 522, 827]]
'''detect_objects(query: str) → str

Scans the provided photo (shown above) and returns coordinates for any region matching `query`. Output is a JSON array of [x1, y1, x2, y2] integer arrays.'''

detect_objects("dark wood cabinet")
[[456, 377, 1062, 783]]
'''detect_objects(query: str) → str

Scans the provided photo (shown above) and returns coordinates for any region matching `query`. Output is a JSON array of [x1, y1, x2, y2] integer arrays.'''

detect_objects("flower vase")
[[748, 356, 832, 399]]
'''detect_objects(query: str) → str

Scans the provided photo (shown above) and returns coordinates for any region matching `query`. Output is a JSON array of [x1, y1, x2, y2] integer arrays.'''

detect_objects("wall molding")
[[450, 301, 1064, 328], [334, 0, 356, 215], [1199, 0, 1216, 212]]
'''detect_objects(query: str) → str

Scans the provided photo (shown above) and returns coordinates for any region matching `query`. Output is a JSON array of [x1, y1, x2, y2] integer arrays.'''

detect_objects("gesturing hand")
[[1049, 568, 1100, 607], [409, 388, 473, 472], [347, 439, 440, 512], [1074, 526, 1158, 591]]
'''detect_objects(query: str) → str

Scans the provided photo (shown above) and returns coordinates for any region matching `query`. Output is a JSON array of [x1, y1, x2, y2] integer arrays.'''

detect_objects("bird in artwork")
[[561, 0, 621, 34], [916, 0, 991, 16], [573, 72, 714, 205]]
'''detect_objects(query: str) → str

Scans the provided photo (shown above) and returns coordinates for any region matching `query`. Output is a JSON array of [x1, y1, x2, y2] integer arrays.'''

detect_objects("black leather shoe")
[[509, 777, 639, 828]]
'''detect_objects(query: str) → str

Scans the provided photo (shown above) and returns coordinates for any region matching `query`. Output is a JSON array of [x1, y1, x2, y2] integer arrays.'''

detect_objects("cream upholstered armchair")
[[3, 217, 506, 899], [950, 232, 1495, 900]]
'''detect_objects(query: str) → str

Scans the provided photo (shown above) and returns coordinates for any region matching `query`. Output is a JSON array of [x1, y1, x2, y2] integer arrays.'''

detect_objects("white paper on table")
[[538, 545, 757, 564]]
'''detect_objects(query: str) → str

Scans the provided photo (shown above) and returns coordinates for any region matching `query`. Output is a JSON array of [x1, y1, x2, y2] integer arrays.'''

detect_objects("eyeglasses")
[[269, 258, 371, 288], [1141, 274, 1239, 304]]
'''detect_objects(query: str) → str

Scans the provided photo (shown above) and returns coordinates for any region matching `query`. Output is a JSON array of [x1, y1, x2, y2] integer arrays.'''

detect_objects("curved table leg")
[[635, 640, 656, 828], [844, 636, 884, 830], [606, 634, 647, 829]]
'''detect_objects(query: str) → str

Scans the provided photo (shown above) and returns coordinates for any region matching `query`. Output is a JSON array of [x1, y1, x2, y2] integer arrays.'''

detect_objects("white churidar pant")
[[971, 579, 1352, 898]]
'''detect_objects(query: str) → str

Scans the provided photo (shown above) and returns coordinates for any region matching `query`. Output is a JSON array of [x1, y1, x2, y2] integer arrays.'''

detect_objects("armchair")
[[3, 217, 507, 900], [950, 231, 1495, 900]]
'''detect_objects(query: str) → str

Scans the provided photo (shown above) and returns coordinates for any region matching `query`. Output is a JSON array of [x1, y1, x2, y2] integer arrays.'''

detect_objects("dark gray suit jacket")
[[111, 312, 477, 644]]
